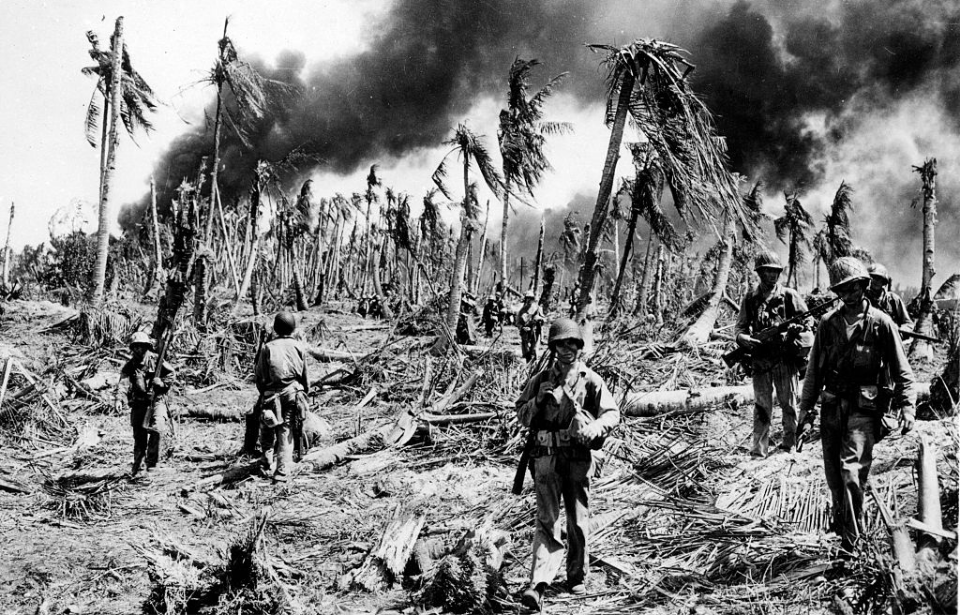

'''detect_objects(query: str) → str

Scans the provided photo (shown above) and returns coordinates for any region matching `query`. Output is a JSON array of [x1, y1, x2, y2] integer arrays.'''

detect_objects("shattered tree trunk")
[[233, 174, 262, 313], [539, 265, 556, 312], [2, 201, 13, 288], [144, 177, 163, 297], [445, 156, 477, 339], [609, 198, 641, 320], [576, 69, 635, 322], [532, 216, 545, 295], [90, 16, 124, 305], [652, 243, 666, 326], [680, 214, 736, 345], [474, 199, 490, 295], [910, 158, 937, 361], [623, 381, 933, 417], [634, 236, 655, 316], [499, 181, 511, 290]]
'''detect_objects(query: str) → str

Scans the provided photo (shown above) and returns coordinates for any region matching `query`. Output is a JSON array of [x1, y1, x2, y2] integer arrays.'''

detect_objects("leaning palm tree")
[[497, 58, 572, 288], [822, 181, 854, 265], [773, 190, 814, 289], [433, 124, 504, 341], [82, 17, 159, 304], [577, 40, 750, 326]]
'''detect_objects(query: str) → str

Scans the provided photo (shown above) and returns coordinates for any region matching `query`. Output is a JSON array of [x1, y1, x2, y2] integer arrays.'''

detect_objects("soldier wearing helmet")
[[254, 311, 311, 483], [517, 290, 546, 362], [733, 251, 811, 456], [482, 294, 502, 337], [515, 318, 619, 609], [121, 332, 174, 477], [798, 256, 916, 555], [865, 262, 913, 329]]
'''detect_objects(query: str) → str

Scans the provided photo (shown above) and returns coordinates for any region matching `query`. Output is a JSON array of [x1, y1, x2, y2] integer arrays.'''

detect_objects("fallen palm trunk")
[[305, 346, 358, 362], [300, 422, 394, 473], [623, 381, 932, 417], [916, 433, 943, 560]]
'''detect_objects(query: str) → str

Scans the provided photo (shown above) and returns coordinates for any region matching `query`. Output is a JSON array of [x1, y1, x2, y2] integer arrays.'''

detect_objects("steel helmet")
[[523, 290, 535, 300], [548, 318, 584, 348], [273, 311, 297, 336], [829, 256, 870, 290], [754, 251, 783, 271], [868, 262, 891, 284], [129, 331, 154, 349]]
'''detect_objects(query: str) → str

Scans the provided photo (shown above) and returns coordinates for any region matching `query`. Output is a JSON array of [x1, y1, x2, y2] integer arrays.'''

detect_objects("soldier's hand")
[[578, 421, 602, 443], [536, 381, 555, 404], [900, 414, 915, 435], [737, 334, 761, 349], [786, 323, 804, 338], [151, 377, 165, 389]]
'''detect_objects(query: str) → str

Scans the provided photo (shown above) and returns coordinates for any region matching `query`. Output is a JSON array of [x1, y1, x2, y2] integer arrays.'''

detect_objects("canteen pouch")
[[260, 395, 282, 428], [857, 385, 878, 412]]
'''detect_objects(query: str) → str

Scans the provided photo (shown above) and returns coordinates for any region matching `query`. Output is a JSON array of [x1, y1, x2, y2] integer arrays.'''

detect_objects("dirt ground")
[[0, 299, 956, 614]]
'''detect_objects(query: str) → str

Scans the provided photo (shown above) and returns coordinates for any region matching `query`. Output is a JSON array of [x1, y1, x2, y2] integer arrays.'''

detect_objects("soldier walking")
[[734, 252, 810, 456], [121, 332, 174, 477], [797, 257, 915, 554], [517, 291, 545, 362], [514, 318, 620, 610], [866, 262, 913, 329], [255, 312, 310, 483]]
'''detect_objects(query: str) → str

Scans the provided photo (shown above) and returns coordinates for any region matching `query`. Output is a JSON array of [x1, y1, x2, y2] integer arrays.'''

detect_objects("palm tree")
[[82, 17, 159, 304], [577, 40, 750, 326], [497, 58, 572, 289], [910, 158, 938, 359], [773, 190, 813, 289], [433, 124, 504, 341]]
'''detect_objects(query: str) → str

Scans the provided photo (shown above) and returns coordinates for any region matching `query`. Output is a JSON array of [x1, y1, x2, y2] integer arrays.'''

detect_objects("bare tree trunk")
[[499, 183, 510, 290], [531, 216, 545, 296], [911, 158, 937, 360], [204, 18, 230, 243], [576, 70, 635, 322], [652, 243, 666, 326], [2, 202, 14, 288], [474, 200, 490, 294], [466, 235, 476, 294], [680, 215, 736, 345], [233, 176, 262, 314], [90, 16, 124, 305], [634, 236, 655, 316], [540, 264, 556, 312], [445, 216, 474, 336], [609, 201, 641, 320]]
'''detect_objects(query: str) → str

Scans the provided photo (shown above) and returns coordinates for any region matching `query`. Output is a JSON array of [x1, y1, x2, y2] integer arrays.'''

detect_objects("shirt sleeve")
[[893, 295, 914, 329], [588, 375, 620, 435], [734, 293, 752, 338], [299, 344, 310, 395], [515, 372, 545, 428], [254, 345, 270, 393], [880, 318, 917, 418], [799, 318, 827, 414]]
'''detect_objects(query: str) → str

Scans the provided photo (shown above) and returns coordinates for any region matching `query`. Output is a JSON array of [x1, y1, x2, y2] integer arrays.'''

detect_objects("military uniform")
[[121, 346, 173, 474], [517, 299, 545, 362], [515, 359, 619, 592], [734, 282, 809, 454], [255, 330, 310, 482], [870, 289, 913, 329], [800, 304, 915, 548]]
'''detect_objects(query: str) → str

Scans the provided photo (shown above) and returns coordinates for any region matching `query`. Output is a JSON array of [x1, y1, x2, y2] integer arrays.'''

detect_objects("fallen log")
[[300, 423, 394, 473], [423, 411, 498, 425], [0, 476, 30, 494], [916, 433, 944, 558], [306, 346, 358, 362], [459, 344, 522, 361], [622, 381, 932, 417]]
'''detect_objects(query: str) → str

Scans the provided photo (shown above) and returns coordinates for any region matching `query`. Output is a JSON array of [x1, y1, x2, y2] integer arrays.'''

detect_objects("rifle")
[[898, 327, 943, 344], [143, 328, 173, 433], [722, 296, 839, 368], [512, 349, 555, 495]]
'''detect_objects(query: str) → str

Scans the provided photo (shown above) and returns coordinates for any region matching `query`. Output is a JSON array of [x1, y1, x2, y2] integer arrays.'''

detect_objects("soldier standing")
[[121, 332, 174, 477], [255, 312, 310, 483], [734, 252, 810, 456], [517, 291, 545, 362], [515, 318, 620, 610], [482, 295, 500, 337], [866, 262, 914, 329], [797, 257, 915, 554]]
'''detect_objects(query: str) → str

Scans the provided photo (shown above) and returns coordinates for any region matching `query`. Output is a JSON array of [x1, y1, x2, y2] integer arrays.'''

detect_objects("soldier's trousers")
[[260, 389, 307, 479], [130, 403, 161, 470], [751, 361, 799, 455], [530, 449, 593, 587], [821, 398, 875, 551], [520, 329, 540, 363]]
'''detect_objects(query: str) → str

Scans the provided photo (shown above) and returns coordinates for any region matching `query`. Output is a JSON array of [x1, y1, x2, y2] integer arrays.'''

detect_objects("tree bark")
[[540, 265, 556, 312], [204, 18, 230, 243], [910, 158, 937, 360], [499, 182, 510, 290], [233, 175, 262, 313], [444, 157, 474, 338], [652, 243, 666, 325], [148, 177, 163, 295], [575, 69, 635, 322], [2, 202, 14, 288], [532, 216, 545, 295], [474, 200, 490, 294], [680, 215, 736, 345], [634, 236, 655, 316], [90, 16, 124, 305], [609, 200, 640, 320]]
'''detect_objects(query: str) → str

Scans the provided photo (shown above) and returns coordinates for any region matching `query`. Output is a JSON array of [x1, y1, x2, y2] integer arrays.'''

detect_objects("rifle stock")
[[898, 327, 942, 344], [142, 329, 172, 433]]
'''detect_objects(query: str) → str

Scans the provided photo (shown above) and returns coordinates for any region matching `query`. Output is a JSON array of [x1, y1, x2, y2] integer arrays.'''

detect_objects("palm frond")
[[431, 154, 455, 200], [84, 89, 103, 148]]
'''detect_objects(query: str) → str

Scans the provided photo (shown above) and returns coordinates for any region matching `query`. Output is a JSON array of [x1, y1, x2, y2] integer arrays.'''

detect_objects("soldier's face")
[[554, 339, 581, 364], [868, 275, 887, 296], [758, 269, 780, 288], [131, 344, 149, 360], [835, 280, 867, 308]]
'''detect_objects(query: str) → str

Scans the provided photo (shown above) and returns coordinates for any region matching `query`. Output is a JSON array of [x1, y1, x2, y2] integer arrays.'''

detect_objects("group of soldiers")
[[734, 252, 917, 556], [116, 250, 927, 610]]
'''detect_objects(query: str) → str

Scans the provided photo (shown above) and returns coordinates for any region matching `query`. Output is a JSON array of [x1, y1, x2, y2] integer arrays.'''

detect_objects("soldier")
[[797, 257, 915, 554], [515, 318, 620, 610], [866, 262, 914, 329], [121, 332, 174, 477], [482, 295, 500, 337], [255, 311, 310, 483], [734, 252, 810, 456], [517, 291, 546, 362]]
